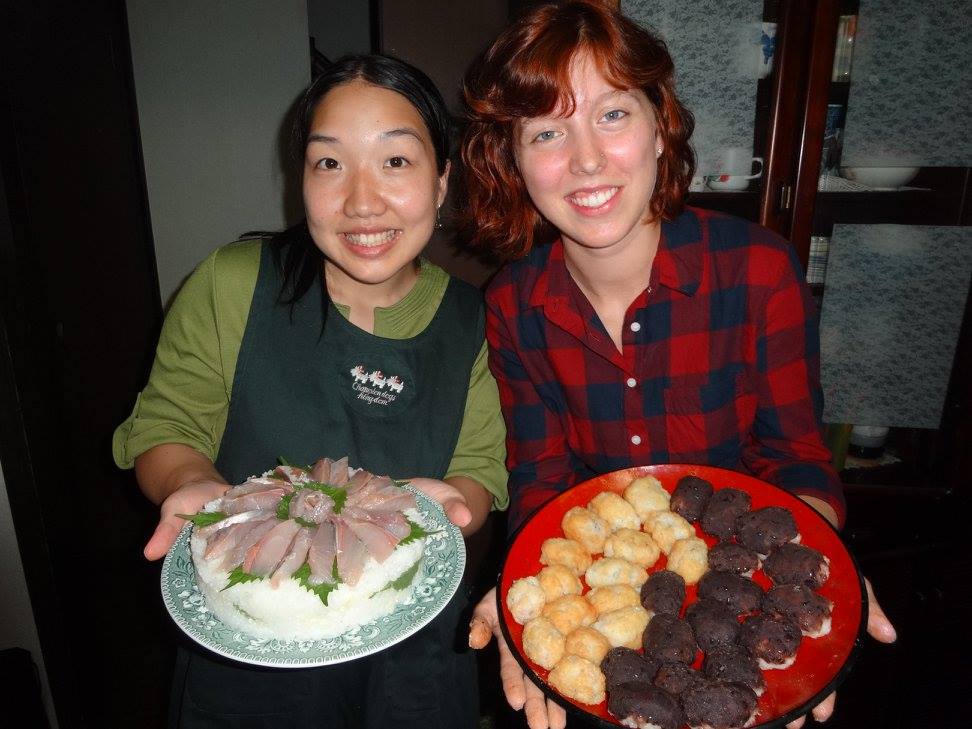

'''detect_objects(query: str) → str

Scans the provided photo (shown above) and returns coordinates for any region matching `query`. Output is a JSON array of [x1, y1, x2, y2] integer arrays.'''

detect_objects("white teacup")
[[715, 147, 764, 177], [706, 148, 764, 190]]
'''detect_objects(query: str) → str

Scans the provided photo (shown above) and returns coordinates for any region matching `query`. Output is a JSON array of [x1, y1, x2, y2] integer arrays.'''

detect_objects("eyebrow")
[[519, 89, 637, 129], [382, 127, 424, 142], [306, 128, 424, 145]]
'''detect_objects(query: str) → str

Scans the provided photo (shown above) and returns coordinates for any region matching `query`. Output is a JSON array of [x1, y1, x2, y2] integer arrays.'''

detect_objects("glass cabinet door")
[[621, 0, 785, 223], [801, 0, 971, 487]]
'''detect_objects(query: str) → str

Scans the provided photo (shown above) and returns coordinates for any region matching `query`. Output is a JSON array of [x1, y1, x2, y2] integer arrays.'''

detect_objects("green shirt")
[[112, 239, 509, 509]]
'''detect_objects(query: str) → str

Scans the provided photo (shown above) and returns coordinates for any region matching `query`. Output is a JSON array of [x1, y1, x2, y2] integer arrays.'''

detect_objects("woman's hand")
[[406, 476, 492, 537], [469, 587, 567, 729], [143, 478, 229, 560], [134, 444, 229, 560], [785, 577, 896, 729], [407, 476, 472, 528]]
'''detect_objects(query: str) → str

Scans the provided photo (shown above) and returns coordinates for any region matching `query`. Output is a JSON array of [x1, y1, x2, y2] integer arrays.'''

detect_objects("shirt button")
[[630, 434, 642, 445], [626, 377, 637, 388], [630, 321, 641, 332]]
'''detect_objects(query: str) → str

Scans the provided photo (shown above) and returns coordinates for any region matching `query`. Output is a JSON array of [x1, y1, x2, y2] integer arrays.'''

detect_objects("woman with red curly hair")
[[464, 3, 896, 729]]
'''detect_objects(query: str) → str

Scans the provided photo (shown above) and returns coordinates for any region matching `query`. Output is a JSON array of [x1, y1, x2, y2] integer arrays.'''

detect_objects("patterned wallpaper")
[[622, 0, 764, 176], [841, 0, 972, 166], [820, 225, 972, 428]]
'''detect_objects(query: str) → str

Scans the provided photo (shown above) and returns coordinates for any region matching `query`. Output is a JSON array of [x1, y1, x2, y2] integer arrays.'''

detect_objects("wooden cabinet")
[[732, 1, 971, 491]]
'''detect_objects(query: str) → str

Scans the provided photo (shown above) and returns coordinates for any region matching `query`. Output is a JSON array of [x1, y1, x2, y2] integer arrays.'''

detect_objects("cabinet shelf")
[[811, 167, 969, 235], [687, 190, 761, 221]]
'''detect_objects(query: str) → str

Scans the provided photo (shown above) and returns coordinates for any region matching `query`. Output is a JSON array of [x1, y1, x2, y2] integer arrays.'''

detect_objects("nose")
[[343, 167, 386, 218], [569, 128, 605, 176]]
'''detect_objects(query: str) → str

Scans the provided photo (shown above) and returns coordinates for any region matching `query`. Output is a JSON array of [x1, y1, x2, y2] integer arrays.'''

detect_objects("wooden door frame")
[[759, 0, 840, 265]]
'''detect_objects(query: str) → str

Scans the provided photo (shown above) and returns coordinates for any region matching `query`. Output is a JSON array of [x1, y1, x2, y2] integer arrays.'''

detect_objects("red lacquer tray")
[[498, 465, 867, 729]]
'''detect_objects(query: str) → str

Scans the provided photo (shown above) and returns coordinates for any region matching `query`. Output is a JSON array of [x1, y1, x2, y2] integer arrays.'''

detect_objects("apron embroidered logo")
[[349, 364, 405, 406]]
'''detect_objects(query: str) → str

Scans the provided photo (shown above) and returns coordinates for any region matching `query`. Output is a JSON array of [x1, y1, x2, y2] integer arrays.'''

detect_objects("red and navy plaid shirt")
[[486, 207, 844, 532]]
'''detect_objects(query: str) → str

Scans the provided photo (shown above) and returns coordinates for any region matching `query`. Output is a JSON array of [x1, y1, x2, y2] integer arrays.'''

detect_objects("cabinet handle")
[[779, 184, 793, 212]]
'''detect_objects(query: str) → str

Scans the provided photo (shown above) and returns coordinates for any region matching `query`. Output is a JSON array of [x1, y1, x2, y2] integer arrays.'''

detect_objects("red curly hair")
[[460, 0, 695, 261]]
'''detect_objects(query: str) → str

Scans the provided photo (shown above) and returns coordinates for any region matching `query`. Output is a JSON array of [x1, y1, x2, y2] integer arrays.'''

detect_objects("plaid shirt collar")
[[525, 207, 706, 314]]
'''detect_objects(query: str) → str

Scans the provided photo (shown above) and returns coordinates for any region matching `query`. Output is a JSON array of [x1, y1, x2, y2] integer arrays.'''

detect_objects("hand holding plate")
[[144, 479, 228, 561], [785, 577, 896, 729], [469, 587, 567, 729], [405, 477, 472, 530]]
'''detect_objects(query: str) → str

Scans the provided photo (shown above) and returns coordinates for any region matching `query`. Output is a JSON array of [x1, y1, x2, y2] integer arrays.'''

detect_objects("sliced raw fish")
[[221, 488, 287, 515], [307, 522, 337, 585], [363, 510, 412, 540], [219, 518, 278, 571], [342, 507, 411, 540], [353, 481, 416, 512], [270, 528, 313, 587], [329, 456, 350, 486], [196, 509, 263, 539], [345, 479, 381, 508], [223, 478, 289, 499], [273, 465, 310, 484], [344, 469, 372, 497], [367, 492, 416, 513], [335, 520, 369, 586], [289, 489, 335, 524], [346, 518, 399, 563], [203, 515, 272, 561], [244, 519, 303, 576], [309, 457, 332, 484]]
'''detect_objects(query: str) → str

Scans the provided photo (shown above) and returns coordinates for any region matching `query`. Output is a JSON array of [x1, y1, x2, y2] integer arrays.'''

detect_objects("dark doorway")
[[1, 1, 169, 726]]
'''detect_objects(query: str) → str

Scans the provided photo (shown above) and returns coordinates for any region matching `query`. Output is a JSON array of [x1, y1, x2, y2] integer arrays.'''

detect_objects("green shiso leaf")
[[277, 455, 312, 471], [375, 557, 422, 595], [399, 516, 439, 546], [301, 481, 347, 514], [294, 516, 317, 528], [292, 561, 339, 606], [177, 511, 227, 527], [221, 565, 263, 591], [276, 492, 295, 520]]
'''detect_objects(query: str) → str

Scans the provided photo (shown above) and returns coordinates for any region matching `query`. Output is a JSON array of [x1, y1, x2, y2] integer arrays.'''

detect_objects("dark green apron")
[[170, 244, 483, 729]]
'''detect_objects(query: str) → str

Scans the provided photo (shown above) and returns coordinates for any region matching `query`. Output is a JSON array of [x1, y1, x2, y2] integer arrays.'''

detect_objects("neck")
[[324, 260, 420, 333], [562, 220, 661, 306]]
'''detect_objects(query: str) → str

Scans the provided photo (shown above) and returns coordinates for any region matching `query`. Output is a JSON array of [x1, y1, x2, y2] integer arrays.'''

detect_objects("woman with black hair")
[[113, 54, 507, 728]]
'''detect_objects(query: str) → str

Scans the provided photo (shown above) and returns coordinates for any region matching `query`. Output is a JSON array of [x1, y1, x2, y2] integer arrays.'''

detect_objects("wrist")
[[798, 495, 839, 528]]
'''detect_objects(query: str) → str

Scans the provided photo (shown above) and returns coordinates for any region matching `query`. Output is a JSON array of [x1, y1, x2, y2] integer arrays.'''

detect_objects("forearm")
[[748, 245, 845, 526], [799, 495, 838, 528], [445, 475, 493, 537], [134, 443, 227, 506]]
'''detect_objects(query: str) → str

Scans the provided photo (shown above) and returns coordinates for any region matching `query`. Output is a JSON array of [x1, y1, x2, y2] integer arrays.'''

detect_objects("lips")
[[564, 185, 621, 218], [341, 229, 401, 247], [567, 187, 620, 210]]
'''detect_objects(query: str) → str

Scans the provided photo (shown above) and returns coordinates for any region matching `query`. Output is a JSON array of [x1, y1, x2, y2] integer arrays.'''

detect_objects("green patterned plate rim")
[[160, 483, 465, 667]]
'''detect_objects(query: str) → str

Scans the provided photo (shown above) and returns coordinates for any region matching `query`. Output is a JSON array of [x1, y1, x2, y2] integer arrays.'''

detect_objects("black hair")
[[269, 54, 453, 315]]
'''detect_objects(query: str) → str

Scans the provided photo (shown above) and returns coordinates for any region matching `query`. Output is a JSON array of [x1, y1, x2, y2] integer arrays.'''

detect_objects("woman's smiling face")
[[302, 79, 448, 294], [514, 55, 662, 254]]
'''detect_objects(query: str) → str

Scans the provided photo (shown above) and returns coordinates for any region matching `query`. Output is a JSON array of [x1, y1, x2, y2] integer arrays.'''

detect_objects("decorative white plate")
[[161, 485, 465, 668]]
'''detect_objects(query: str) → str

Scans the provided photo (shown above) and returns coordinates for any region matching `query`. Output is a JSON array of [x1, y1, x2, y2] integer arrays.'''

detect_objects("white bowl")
[[838, 166, 919, 189]]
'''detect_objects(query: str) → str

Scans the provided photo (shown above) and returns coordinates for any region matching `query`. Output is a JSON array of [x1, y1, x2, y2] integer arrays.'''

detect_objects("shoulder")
[[485, 244, 551, 308], [685, 207, 799, 282], [207, 238, 263, 285], [419, 261, 485, 330], [683, 206, 789, 254], [173, 239, 261, 332]]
